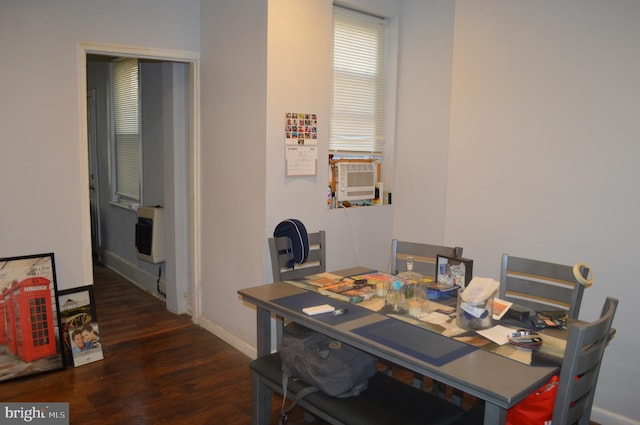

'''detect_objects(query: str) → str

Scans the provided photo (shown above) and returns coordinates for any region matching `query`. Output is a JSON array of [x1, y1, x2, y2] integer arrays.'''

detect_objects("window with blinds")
[[112, 57, 141, 203], [330, 6, 386, 156]]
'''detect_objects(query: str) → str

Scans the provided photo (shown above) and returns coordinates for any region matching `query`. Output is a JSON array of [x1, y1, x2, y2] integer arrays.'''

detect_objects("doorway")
[[80, 42, 200, 321]]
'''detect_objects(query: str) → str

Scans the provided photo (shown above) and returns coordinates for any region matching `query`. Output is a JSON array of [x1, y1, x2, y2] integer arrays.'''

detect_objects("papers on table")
[[417, 311, 451, 325], [492, 298, 513, 320], [476, 324, 514, 345]]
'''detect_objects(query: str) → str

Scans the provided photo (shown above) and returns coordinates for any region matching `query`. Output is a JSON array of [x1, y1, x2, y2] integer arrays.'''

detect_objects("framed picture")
[[435, 255, 474, 288], [58, 285, 104, 367], [0, 253, 66, 383]]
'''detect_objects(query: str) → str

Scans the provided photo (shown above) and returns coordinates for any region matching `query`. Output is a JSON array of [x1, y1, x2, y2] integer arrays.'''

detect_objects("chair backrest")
[[499, 254, 589, 318], [269, 231, 326, 282], [391, 239, 462, 278], [552, 297, 618, 425]]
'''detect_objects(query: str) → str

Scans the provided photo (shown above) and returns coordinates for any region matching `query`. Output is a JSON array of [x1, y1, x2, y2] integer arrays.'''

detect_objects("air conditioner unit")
[[336, 162, 377, 202], [135, 206, 165, 264]]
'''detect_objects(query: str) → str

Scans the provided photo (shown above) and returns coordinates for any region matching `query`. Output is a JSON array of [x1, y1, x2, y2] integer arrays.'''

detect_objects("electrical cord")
[[337, 202, 361, 267], [157, 264, 166, 298]]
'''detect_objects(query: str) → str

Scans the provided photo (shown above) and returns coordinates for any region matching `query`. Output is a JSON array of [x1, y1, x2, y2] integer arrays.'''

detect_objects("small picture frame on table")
[[58, 285, 104, 367], [0, 252, 66, 384], [435, 255, 474, 288]]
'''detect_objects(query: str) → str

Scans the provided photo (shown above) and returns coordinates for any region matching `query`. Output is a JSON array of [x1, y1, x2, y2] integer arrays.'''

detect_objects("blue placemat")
[[272, 291, 374, 325], [352, 318, 477, 366]]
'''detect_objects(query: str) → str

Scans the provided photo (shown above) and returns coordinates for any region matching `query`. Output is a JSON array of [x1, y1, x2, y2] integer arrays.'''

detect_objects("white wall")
[[392, 0, 456, 245], [198, 0, 269, 352], [444, 1, 640, 423], [0, 0, 200, 289]]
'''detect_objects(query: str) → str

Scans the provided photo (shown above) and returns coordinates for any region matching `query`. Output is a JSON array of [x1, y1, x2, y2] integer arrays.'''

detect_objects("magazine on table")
[[318, 279, 375, 303], [285, 272, 354, 290]]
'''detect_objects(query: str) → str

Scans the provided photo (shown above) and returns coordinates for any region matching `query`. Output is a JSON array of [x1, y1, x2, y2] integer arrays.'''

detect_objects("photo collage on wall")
[[285, 112, 318, 145]]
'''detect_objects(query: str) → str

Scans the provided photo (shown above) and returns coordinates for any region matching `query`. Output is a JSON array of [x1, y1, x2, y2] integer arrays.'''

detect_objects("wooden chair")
[[269, 230, 326, 283], [499, 254, 591, 318], [268, 229, 326, 379], [391, 239, 462, 278], [552, 296, 617, 424], [453, 297, 618, 425], [389, 240, 464, 401]]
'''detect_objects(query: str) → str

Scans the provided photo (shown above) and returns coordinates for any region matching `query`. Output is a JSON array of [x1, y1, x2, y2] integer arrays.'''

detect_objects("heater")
[[135, 206, 165, 264]]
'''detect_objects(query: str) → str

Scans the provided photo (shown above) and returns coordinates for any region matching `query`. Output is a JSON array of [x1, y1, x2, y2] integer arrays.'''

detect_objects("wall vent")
[[135, 206, 165, 264]]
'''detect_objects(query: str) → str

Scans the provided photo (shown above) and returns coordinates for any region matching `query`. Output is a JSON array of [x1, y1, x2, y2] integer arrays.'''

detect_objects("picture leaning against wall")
[[0, 253, 66, 383]]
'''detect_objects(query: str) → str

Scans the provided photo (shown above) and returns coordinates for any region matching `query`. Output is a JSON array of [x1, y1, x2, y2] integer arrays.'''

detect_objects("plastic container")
[[456, 287, 496, 330]]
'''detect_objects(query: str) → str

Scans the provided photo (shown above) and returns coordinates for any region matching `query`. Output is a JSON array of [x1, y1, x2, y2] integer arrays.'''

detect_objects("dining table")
[[238, 267, 563, 425]]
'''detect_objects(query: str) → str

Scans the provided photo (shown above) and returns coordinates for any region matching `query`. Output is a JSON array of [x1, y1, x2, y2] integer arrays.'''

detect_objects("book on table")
[[286, 272, 376, 303]]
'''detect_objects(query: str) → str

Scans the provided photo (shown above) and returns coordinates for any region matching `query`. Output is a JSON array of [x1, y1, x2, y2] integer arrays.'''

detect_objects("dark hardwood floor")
[[3, 263, 314, 424], [3, 264, 600, 425]]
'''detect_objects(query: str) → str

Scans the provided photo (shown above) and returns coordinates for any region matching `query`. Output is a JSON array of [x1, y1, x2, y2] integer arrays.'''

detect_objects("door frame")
[[87, 88, 101, 259], [77, 41, 201, 322]]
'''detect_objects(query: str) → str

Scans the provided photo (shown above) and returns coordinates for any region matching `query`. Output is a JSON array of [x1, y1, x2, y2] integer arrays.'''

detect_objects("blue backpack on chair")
[[273, 219, 309, 268]]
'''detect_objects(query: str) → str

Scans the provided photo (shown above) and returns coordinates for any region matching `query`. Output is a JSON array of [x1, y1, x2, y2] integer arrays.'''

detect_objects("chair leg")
[[412, 372, 424, 389], [251, 372, 273, 425], [451, 388, 464, 407], [431, 380, 447, 398]]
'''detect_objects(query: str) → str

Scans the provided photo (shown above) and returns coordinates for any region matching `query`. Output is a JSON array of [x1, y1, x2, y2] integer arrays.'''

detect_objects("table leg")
[[484, 402, 507, 425], [256, 306, 271, 356], [253, 306, 273, 425]]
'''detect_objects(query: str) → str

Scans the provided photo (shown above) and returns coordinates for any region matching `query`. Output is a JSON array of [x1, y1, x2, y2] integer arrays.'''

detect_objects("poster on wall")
[[284, 111, 318, 176], [0, 253, 66, 383], [58, 285, 104, 367]]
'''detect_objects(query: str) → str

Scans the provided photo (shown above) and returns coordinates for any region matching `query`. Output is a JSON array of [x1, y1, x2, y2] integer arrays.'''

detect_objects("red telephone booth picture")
[[0, 252, 65, 384], [12, 277, 58, 363]]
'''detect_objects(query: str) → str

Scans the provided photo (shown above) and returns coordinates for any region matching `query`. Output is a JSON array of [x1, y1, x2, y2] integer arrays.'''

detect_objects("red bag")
[[507, 376, 558, 425]]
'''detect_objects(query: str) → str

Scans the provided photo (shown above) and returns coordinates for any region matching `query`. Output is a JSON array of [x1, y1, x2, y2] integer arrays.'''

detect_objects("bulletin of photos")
[[285, 112, 318, 144], [284, 112, 318, 176]]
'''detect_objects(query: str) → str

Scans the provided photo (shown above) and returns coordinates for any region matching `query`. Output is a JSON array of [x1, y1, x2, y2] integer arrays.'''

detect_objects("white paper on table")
[[476, 324, 514, 345], [417, 311, 451, 325], [461, 277, 500, 304]]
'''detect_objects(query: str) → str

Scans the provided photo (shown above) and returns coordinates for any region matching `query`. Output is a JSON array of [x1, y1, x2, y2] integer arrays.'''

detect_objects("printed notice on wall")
[[285, 112, 317, 176], [286, 145, 317, 176]]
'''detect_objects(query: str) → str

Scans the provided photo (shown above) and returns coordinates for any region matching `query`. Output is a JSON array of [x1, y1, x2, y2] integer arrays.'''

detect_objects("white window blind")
[[112, 57, 141, 202], [330, 6, 386, 155]]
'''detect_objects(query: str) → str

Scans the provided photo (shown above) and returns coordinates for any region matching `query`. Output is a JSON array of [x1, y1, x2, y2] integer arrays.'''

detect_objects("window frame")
[[110, 57, 142, 208], [330, 5, 387, 158]]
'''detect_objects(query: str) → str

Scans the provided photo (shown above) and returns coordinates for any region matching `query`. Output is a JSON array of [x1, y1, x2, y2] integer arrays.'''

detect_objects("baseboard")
[[591, 407, 640, 425], [197, 315, 256, 360], [100, 249, 166, 303]]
